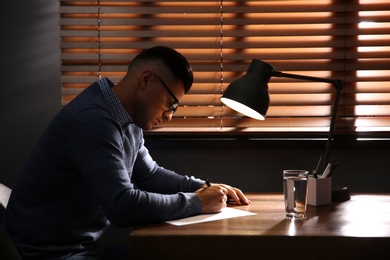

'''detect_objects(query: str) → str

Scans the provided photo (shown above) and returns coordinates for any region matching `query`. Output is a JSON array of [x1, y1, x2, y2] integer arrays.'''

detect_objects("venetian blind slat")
[[60, 0, 390, 137]]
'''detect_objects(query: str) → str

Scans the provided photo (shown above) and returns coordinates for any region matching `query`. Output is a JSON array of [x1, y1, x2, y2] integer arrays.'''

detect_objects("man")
[[4, 46, 250, 259]]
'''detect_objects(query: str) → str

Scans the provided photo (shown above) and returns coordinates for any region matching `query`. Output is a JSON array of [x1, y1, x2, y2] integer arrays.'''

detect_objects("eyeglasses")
[[154, 74, 179, 113]]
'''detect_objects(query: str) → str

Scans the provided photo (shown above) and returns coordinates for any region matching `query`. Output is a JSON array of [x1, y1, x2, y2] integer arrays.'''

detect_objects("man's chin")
[[142, 125, 153, 131], [133, 121, 153, 131], [145, 122, 156, 131]]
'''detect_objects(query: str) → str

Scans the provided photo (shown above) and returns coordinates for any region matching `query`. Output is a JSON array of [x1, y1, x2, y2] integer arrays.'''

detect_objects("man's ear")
[[140, 70, 153, 89]]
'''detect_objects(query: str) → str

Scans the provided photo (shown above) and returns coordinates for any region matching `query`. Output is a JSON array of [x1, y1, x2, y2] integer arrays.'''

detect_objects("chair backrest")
[[0, 183, 12, 208]]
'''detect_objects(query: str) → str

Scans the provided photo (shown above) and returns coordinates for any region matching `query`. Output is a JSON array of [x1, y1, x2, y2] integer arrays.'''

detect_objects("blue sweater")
[[4, 78, 203, 259]]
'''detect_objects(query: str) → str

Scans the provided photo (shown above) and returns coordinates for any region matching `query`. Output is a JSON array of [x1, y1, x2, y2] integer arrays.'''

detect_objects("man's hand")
[[216, 183, 251, 206], [196, 182, 251, 213], [195, 185, 228, 213]]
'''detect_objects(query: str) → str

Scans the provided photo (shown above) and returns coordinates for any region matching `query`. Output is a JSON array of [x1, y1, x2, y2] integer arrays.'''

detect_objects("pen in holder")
[[308, 176, 332, 206]]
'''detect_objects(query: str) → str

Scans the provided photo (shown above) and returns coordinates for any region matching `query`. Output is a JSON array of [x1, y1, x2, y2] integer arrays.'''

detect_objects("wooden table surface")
[[129, 193, 390, 259]]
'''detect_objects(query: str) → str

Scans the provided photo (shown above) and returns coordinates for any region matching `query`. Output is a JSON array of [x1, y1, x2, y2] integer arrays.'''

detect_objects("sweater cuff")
[[183, 192, 203, 215]]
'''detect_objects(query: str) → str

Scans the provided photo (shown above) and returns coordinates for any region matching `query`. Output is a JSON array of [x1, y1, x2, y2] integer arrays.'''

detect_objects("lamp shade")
[[220, 59, 274, 120]]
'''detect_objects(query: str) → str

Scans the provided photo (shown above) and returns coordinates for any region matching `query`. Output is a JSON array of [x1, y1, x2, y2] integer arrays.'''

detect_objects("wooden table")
[[129, 193, 390, 259]]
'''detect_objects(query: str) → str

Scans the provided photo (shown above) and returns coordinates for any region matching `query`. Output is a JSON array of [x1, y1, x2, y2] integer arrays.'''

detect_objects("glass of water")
[[283, 170, 309, 220]]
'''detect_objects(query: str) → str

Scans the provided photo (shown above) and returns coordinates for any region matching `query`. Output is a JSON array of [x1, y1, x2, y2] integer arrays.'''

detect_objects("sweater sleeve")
[[132, 138, 205, 194], [68, 107, 203, 227]]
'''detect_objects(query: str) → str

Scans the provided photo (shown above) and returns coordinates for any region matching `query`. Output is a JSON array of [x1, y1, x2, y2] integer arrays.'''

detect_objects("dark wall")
[[145, 138, 390, 193], [0, 1, 61, 187], [1, 1, 389, 196]]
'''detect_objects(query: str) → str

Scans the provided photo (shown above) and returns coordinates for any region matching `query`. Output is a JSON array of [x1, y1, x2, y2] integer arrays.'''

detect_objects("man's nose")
[[163, 111, 173, 122]]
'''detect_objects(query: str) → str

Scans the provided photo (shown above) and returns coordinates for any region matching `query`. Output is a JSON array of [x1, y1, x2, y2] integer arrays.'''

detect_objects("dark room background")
[[1, 1, 390, 196]]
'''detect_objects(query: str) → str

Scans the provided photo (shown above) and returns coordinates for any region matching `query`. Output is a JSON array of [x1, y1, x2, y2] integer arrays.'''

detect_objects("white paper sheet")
[[166, 207, 256, 226]]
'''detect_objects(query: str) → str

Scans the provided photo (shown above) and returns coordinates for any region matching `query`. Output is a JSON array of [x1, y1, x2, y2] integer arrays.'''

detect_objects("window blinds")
[[60, 0, 390, 138]]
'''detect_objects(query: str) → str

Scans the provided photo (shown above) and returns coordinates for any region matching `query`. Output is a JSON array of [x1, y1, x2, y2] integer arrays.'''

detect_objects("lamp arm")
[[320, 85, 342, 172], [271, 70, 344, 173], [271, 71, 343, 90]]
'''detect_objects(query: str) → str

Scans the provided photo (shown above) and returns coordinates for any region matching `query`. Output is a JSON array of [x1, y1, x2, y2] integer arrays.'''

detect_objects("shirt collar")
[[98, 77, 133, 126]]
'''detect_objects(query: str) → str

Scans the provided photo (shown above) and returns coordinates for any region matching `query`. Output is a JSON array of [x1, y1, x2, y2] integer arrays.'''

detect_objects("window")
[[60, 0, 390, 138]]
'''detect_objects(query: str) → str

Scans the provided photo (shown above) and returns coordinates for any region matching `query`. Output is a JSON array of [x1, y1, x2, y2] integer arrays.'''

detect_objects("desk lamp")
[[220, 59, 343, 177]]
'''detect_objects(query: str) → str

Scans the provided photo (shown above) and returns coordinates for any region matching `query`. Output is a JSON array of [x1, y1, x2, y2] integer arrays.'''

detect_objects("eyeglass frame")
[[154, 74, 180, 113]]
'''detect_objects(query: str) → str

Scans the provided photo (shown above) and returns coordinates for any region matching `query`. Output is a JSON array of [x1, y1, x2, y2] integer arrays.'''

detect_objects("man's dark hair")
[[131, 46, 193, 93]]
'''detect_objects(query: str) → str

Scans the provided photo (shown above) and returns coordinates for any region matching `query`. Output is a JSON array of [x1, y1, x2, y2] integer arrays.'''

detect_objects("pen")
[[320, 162, 332, 179], [205, 179, 211, 187], [312, 156, 322, 179], [327, 162, 339, 177], [321, 162, 338, 178]]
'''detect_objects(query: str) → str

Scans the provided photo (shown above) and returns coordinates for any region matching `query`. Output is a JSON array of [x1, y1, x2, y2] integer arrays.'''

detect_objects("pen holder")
[[308, 177, 332, 206]]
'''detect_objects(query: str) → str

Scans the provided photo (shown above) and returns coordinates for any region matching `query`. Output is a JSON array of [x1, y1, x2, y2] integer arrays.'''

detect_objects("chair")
[[0, 183, 22, 260], [0, 183, 12, 208]]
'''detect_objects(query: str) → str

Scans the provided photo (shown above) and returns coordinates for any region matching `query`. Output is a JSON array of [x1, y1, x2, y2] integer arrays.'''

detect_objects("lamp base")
[[332, 185, 350, 202]]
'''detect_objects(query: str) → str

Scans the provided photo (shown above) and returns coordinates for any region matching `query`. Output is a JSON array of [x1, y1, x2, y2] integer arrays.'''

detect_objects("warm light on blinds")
[[60, 0, 390, 138]]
